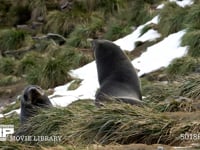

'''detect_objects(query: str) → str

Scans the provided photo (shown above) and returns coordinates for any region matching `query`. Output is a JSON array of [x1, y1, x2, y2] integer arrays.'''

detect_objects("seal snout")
[[29, 86, 44, 96]]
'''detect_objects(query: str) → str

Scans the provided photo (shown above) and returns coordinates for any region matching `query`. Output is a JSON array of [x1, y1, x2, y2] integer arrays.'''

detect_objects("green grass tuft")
[[44, 10, 75, 36], [179, 76, 200, 100], [18, 51, 46, 75], [44, 10, 89, 37], [0, 29, 26, 51], [166, 56, 200, 75], [158, 2, 188, 37], [104, 19, 131, 41], [0, 57, 18, 75], [68, 13, 104, 48], [40, 57, 72, 89], [142, 80, 179, 103], [15, 100, 200, 146], [67, 25, 91, 48], [127, 1, 153, 26], [0, 75, 21, 86], [184, 3, 200, 30], [182, 30, 200, 57], [23, 47, 91, 88]]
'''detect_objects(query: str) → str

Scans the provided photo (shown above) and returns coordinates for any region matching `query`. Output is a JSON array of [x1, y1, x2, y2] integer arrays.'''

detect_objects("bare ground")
[[0, 79, 27, 108]]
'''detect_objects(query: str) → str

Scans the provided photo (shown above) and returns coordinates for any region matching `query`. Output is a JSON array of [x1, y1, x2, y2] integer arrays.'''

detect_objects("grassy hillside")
[[1, 0, 200, 149]]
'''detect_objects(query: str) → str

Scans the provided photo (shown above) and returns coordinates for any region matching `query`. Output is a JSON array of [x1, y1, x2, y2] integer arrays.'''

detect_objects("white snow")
[[169, 0, 193, 7], [157, 4, 164, 9], [136, 29, 161, 42], [50, 62, 98, 107], [0, 109, 20, 118], [132, 30, 188, 76], [114, 16, 160, 51]]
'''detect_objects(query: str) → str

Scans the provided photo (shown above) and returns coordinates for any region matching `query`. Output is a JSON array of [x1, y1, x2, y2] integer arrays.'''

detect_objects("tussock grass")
[[39, 57, 72, 89], [67, 25, 92, 48], [52, 47, 92, 69], [0, 29, 26, 51], [179, 75, 200, 100], [77, 0, 126, 14], [44, 10, 74, 36], [0, 57, 18, 75], [18, 51, 46, 75], [104, 18, 131, 41], [184, 3, 200, 30], [14, 99, 200, 146], [19, 46, 91, 88], [68, 13, 104, 48], [0, 142, 37, 150], [127, 0, 154, 26], [154, 98, 196, 112], [182, 30, 200, 57], [25, 47, 91, 88], [44, 10, 88, 37], [166, 56, 200, 75], [142, 81, 179, 103], [0, 75, 21, 86], [158, 2, 188, 37]]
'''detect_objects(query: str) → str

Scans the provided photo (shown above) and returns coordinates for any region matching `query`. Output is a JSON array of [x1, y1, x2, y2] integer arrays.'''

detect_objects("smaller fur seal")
[[92, 39, 143, 106], [20, 85, 52, 124]]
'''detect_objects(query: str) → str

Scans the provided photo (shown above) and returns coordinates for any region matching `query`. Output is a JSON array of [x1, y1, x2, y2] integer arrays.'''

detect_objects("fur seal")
[[92, 39, 143, 106], [20, 85, 52, 124]]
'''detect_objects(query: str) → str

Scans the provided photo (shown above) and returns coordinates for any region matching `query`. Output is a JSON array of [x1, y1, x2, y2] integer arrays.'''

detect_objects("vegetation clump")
[[0, 29, 26, 51], [166, 56, 200, 75], [158, 2, 188, 37], [0, 57, 18, 75], [12, 100, 200, 147], [1, 0, 200, 149], [182, 30, 200, 57], [179, 75, 200, 100]]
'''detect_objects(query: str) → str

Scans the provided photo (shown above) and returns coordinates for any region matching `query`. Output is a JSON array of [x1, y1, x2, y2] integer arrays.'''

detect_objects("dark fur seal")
[[20, 85, 52, 124], [92, 39, 143, 106]]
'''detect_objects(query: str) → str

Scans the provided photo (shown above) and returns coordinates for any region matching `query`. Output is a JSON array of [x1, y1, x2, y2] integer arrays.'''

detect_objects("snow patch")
[[169, 0, 193, 7], [132, 30, 188, 76], [114, 16, 160, 51]]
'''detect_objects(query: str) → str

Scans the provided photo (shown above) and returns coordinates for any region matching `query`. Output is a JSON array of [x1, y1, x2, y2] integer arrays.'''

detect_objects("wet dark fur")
[[92, 39, 143, 106], [20, 85, 52, 124]]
